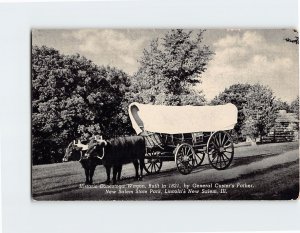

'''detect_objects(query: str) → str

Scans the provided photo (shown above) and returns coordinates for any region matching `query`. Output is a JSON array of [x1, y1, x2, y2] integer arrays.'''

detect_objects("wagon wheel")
[[144, 151, 162, 174], [193, 150, 205, 167], [175, 143, 195, 175], [207, 131, 234, 170]]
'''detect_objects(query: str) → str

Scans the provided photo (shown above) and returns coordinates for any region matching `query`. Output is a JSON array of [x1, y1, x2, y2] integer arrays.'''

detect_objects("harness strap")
[[96, 147, 105, 160], [82, 147, 105, 160]]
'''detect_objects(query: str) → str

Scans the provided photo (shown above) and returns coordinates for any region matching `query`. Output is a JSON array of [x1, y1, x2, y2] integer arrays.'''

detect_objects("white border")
[[0, 1, 299, 233]]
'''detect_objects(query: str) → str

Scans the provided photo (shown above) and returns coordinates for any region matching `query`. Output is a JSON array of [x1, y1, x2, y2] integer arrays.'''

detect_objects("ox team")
[[63, 135, 145, 185]]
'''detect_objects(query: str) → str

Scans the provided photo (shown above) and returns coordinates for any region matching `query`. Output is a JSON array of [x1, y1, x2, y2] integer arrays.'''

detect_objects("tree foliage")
[[132, 29, 213, 105], [274, 99, 290, 112], [32, 46, 132, 164], [211, 83, 252, 140], [241, 84, 277, 140], [212, 83, 278, 140]]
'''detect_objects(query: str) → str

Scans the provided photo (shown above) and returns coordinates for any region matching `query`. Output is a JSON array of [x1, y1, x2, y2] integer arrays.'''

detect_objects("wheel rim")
[[207, 131, 234, 170], [144, 151, 162, 174], [176, 144, 194, 175]]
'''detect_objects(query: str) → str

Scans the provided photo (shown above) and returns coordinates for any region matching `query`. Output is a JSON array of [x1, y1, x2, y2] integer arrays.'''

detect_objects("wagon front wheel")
[[175, 144, 195, 175], [207, 131, 234, 170], [144, 151, 162, 174]]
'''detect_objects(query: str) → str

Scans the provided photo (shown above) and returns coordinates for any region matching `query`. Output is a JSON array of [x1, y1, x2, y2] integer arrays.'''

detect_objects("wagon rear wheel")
[[207, 131, 234, 170], [144, 151, 162, 174], [175, 143, 195, 175]]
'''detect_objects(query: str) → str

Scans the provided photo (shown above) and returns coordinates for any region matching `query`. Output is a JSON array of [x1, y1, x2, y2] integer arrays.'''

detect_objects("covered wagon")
[[129, 102, 238, 175]]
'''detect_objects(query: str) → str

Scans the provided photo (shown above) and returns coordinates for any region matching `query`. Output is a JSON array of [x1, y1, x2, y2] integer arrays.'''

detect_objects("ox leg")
[[112, 166, 118, 185], [117, 165, 122, 181], [139, 159, 144, 180], [105, 165, 111, 185], [81, 161, 89, 185], [133, 161, 139, 180], [89, 166, 96, 185], [84, 168, 89, 185]]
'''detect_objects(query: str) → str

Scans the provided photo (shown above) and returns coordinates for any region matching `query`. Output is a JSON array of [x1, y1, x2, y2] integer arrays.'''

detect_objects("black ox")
[[63, 136, 145, 185]]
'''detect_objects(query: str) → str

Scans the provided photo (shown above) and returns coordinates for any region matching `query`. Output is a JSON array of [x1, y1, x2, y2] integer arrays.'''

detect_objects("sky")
[[32, 29, 299, 103]]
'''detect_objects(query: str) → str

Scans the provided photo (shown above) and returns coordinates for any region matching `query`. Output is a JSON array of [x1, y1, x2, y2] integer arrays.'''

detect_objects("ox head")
[[62, 140, 83, 162], [85, 136, 107, 159]]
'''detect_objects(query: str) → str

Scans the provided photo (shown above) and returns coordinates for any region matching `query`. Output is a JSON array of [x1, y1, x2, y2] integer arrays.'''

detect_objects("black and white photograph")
[[31, 28, 299, 201]]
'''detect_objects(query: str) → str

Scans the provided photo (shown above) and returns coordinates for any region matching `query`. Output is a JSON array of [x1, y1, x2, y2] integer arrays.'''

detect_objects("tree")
[[211, 83, 278, 141], [274, 99, 290, 112], [211, 83, 252, 140], [32, 46, 131, 164], [241, 84, 277, 141], [132, 29, 213, 105]]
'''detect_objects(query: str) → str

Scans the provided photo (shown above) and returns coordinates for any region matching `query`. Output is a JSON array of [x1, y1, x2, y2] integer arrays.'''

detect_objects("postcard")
[[31, 29, 299, 200]]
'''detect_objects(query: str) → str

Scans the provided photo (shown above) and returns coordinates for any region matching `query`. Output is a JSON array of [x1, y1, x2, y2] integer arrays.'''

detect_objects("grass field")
[[32, 141, 299, 200]]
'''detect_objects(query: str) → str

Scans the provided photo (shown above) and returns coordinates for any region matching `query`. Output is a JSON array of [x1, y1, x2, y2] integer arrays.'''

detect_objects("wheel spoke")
[[216, 155, 220, 167], [215, 154, 219, 167], [177, 158, 183, 165], [221, 133, 227, 145], [177, 156, 183, 162], [213, 137, 219, 147], [186, 147, 191, 155], [149, 163, 153, 172], [153, 163, 157, 172], [211, 140, 218, 149], [211, 151, 218, 163], [218, 133, 222, 146], [151, 163, 156, 173], [220, 155, 224, 168], [209, 148, 216, 155], [223, 148, 233, 152], [223, 150, 233, 155], [178, 162, 184, 168], [223, 153, 229, 164], [218, 155, 222, 168], [223, 144, 232, 149], [223, 140, 231, 147], [220, 154, 226, 166], [222, 153, 230, 161], [223, 151, 233, 155]]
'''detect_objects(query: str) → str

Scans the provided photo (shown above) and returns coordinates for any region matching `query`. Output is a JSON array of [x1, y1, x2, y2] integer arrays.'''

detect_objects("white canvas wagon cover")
[[129, 102, 238, 135]]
